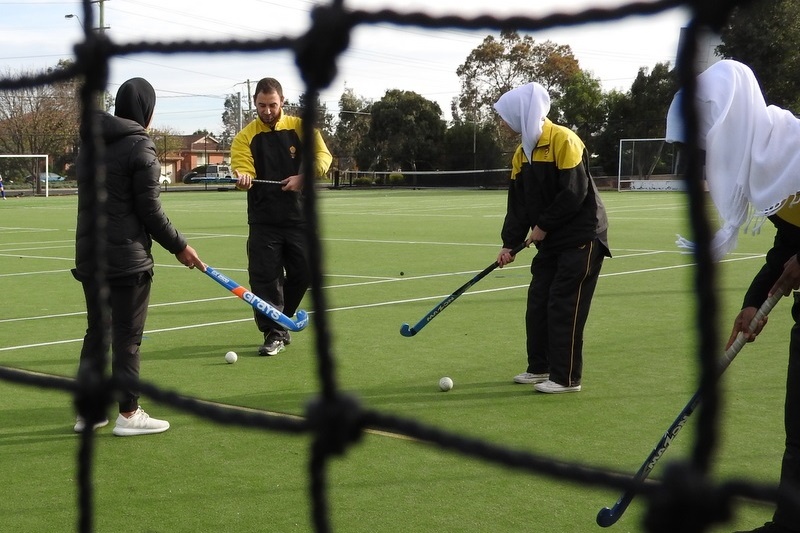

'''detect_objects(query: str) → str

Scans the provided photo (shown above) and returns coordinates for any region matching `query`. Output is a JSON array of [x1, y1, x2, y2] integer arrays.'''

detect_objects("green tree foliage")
[[362, 90, 445, 171], [456, 30, 580, 122], [442, 122, 505, 171], [335, 88, 372, 171], [594, 62, 677, 176], [718, 0, 800, 109]]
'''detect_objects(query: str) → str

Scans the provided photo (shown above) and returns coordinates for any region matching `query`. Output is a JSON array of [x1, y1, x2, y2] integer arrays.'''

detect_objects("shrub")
[[388, 172, 405, 186], [353, 177, 373, 187]]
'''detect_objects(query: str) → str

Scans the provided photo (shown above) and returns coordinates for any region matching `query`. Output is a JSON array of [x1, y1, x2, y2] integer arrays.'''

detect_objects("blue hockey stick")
[[204, 266, 308, 332]]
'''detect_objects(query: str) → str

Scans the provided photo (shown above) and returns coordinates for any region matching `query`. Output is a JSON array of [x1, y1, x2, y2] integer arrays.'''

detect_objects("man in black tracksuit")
[[494, 82, 610, 394], [232, 77, 332, 356]]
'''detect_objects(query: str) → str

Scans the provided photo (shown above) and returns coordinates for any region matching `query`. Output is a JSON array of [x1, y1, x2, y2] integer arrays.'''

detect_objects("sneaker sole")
[[73, 419, 109, 433], [258, 345, 285, 356], [534, 385, 582, 393], [112, 425, 170, 437]]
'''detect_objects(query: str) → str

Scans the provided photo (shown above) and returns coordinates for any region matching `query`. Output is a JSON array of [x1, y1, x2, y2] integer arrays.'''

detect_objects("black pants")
[[525, 239, 605, 387], [774, 292, 800, 528], [77, 271, 151, 414], [247, 224, 309, 341]]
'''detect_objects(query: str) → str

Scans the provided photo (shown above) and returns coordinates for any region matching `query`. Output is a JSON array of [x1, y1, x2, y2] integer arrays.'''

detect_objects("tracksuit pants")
[[77, 271, 151, 414], [247, 224, 310, 342], [525, 239, 605, 388], [775, 292, 800, 528]]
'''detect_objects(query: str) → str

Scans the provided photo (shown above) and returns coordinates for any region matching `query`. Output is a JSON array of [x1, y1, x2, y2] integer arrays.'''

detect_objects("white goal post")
[[617, 138, 684, 192], [0, 154, 51, 197]]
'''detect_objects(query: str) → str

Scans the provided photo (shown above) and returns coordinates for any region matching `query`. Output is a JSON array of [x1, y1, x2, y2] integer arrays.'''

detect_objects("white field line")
[[0, 252, 765, 353]]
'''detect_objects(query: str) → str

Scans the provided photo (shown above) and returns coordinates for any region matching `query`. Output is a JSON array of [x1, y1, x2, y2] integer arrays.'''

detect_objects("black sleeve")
[[500, 173, 529, 248], [742, 222, 799, 308]]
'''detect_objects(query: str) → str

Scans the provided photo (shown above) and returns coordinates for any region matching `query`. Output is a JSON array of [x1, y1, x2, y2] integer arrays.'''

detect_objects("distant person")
[[666, 59, 800, 533], [0, 173, 6, 199], [232, 77, 332, 356], [73, 77, 205, 436], [494, 82, 610, 394]]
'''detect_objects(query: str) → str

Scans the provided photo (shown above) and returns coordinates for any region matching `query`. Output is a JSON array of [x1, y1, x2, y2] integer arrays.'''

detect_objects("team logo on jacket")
[[290, 146, 297, 159]]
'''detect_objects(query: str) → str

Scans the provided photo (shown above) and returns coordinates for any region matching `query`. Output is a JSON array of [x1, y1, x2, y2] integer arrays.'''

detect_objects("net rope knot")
[[294, 6, 352, 90], [305, 393, 364, 456], [643, 462, 733, 533]]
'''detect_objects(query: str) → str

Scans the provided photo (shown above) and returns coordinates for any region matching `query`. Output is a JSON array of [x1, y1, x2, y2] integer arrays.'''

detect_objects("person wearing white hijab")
[[494, 82, 610, 394], [666, 59, 800, 261], [667, 60, 800, 533]]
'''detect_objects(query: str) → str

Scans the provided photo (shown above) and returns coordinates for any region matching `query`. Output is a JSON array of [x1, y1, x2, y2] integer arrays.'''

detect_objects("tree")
[[442, 122, 504, 171], [0, 62, 81, 186], [363, 90, 446, 172], [594, 62, 677, 176], [334, 88, 371, 171], [220, 93, 255, 147], [718, 0, 800, 109], [552, 70, 605, 139], [456, 30, 580, 122], [150, 127, 185, 173]]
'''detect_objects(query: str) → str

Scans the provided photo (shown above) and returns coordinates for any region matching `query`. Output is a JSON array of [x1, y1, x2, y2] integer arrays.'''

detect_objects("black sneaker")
[[734, 522, 798, 533], [258, 337, 285, 356]]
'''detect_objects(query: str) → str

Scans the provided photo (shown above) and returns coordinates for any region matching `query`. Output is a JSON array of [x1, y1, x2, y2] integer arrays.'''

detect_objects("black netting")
[[0, 1, 796, 532]]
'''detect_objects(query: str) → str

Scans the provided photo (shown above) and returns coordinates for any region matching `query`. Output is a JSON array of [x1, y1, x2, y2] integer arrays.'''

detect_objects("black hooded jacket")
[[73, 111, 187, 280]]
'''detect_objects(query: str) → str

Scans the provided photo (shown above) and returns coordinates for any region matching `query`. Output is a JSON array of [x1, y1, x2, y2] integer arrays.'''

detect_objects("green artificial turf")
[[0, 189, 786, 532]]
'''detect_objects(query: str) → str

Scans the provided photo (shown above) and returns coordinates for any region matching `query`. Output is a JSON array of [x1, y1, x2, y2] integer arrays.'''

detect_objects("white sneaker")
[[534, 379, 581, 393], [513, 372, 549, 384], [112, 407, 170, 436], [73, 416, 109, 433]]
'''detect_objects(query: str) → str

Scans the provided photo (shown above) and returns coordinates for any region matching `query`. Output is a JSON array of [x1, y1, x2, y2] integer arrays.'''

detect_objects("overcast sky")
[[1, 0, 691, 135]]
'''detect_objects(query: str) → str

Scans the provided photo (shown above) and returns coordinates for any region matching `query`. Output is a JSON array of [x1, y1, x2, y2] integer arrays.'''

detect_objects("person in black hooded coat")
[[72, 77, 204, 437]]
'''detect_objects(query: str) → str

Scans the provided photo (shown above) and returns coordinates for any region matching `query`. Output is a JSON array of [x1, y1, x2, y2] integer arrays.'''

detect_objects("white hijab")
[[666, 59, 800, 261], [494, 82, 551, 162]]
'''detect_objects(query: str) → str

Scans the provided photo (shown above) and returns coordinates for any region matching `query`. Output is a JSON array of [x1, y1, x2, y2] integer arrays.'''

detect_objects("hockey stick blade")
[[399, 241, 527, 337], [399, 323, 417, 337], [203, 266, 308, 332], [596, 291, 783, 527]]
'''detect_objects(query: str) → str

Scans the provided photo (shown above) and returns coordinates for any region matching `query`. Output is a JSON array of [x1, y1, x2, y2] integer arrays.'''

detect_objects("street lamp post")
[[64, 14, 84, 31]]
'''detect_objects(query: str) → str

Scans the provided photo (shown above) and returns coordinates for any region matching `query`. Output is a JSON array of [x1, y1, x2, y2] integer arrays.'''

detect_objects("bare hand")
[[528, 226, 547, 248], [282, 174, 304, 192], [497, 247, 515, 267], [175, 245, 205, 271], [234, 170, 252, 190], [725, 306, 767, 350]]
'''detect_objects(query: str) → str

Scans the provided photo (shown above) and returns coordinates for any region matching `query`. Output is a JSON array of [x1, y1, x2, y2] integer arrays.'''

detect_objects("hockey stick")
[[596, 291, 783, 527], [203, 266, 309, 332], [219, 177, 284, 185], [400, 241, 528, 337]]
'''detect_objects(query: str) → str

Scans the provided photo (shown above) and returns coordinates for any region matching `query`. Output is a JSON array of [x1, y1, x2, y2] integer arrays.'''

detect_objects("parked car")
[[159, 171, 172, 185], [25, 172, 66, 184], [182, 164, 232, 184]]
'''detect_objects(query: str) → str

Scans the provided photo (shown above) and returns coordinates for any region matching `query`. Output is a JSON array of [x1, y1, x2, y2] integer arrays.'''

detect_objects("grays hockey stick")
[[596, 291, 783, 527], [204, 266, 309, 332], [400, 241, 528, 337]]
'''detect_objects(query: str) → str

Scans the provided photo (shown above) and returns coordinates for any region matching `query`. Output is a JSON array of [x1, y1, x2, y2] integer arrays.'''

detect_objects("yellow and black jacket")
[[232, 113, 332, 227], [501, 118, 609, 254]]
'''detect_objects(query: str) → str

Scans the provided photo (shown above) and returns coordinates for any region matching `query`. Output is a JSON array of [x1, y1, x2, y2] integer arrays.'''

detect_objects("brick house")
[[165, 134, 231, 180]]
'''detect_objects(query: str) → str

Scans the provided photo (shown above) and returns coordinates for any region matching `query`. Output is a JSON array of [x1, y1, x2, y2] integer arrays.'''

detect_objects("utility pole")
[[237, 91, 242, 131]]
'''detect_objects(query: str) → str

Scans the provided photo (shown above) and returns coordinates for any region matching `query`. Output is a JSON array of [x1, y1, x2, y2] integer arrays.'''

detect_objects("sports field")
[[0, 188, 787, 532]]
